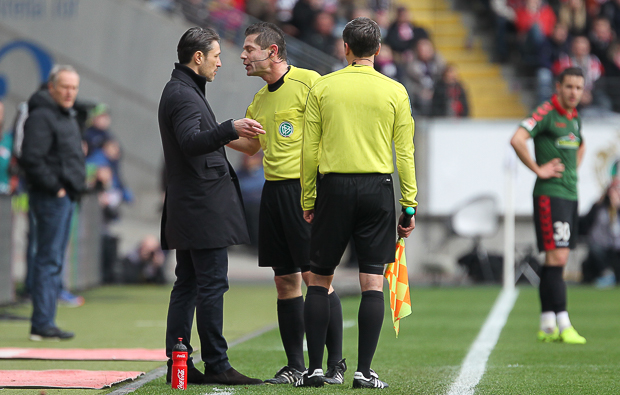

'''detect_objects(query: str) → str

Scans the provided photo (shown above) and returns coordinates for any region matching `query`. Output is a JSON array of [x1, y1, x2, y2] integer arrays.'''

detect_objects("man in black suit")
[[159, 26, 265, 386]]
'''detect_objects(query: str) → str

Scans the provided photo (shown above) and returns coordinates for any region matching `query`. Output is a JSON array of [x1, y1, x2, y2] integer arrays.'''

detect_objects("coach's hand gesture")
[[234, 118, 265, 138], [537, 158, 564, 179]]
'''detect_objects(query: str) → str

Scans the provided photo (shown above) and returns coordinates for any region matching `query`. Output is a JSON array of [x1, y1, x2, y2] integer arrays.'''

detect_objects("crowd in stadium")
[[148, 0, 471, 117], [480, 0, 620, 112], [147, 0, 620, 116]]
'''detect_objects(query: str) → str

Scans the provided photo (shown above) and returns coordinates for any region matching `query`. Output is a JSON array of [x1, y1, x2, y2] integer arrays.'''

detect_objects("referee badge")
[[279, 121, 294, 137]]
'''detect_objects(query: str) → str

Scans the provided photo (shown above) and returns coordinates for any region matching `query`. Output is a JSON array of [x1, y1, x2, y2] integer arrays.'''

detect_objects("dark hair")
[[177, 27, 220, 64], [245, 22, 287, 61], [342, 17, 381, 58], [557, 67, 584, 84]]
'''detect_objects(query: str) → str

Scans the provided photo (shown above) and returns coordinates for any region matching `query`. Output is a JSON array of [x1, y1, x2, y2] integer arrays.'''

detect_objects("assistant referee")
[[297, 17, 417, 389], [227, 22, 345, 385]]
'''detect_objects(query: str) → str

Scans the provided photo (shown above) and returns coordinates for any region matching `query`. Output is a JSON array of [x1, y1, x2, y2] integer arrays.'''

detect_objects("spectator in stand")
[[84, 105, 133, 204], [553, 35, 612, 111], [384, 7, 429, 65], [537, 23, 571, 102], [600, 0, 620, 36], [304, 11, 337, 55], [558, 0, 590, 36], [586, 0, 606, 18], [579, 179, 620, 287], [374, 8, 390, 37], [374, 44, 400, 80], [276, 0, 298, 27], [515, 0, 557, 66], [121, 235, 167, 284], [94, 166, 124, 283], [605, 42, 620, 110], [246, 0, 278, 24], [491, 0, 525, 62], [589, 16, 617, 70], [83, 104, 113, 158], [331, 37, 348, 71], [431, 64, 470, 117], [405, 38, 445, 116], [287, 0, 323, 38]]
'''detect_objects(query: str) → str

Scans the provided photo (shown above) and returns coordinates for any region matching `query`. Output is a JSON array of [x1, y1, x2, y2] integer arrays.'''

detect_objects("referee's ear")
[[344, 42, 352, 57]]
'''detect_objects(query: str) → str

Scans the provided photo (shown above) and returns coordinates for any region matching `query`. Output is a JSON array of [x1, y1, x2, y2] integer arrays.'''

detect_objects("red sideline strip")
[[0, 370, 144, 389], [0, 348, 166, 361]]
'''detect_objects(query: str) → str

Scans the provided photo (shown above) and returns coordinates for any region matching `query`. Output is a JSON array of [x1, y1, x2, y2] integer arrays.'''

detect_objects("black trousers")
[[165, 247, 231, 374]]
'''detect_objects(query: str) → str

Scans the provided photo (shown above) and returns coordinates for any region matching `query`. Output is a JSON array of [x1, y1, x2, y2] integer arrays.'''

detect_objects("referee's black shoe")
[[165, 359, 205, 384], [264, 366, 303, 384], [294, 369, 325, 387], [324, 359, 347, 384]]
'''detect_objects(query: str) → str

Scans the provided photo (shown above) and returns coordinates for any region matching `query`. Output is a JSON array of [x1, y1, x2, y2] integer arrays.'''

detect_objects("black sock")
[[357, 290, 384, 378], [539, 266, 566, 313], [305, 286, 330, 374], [326, 291, 343, 367], [277, 296, 305, 371]]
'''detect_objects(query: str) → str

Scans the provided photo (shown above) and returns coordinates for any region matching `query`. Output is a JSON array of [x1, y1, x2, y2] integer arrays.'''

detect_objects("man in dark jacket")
[[20, 65, 85, 341], [159, 26, 265, 386]]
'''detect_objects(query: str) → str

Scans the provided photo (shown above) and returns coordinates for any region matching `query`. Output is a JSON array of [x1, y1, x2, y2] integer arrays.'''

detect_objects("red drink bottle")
[[171, 337, 188, 390]]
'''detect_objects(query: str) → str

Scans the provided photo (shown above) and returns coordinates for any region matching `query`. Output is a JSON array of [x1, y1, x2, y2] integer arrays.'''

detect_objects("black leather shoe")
[[166, 359, 205, 384], [203, 367, 263, 385]]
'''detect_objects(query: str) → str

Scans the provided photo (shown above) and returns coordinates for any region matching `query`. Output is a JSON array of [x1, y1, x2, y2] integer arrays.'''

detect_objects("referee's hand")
[[234, 118, 266, 138], [397, 213, 415, 239], [303, 209, 314, 224]]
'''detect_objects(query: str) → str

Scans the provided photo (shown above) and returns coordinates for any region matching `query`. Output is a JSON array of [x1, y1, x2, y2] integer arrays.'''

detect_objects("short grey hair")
[[48, 65, 78, 85]]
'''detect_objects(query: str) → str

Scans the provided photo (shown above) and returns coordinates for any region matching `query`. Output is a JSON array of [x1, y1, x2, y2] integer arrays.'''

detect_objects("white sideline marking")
[[204, 388, 234, 395], [446, 288, 519, 395]]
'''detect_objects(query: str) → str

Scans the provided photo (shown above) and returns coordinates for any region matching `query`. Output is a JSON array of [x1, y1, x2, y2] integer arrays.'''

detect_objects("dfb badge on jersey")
[[279, 121, 293, 137]]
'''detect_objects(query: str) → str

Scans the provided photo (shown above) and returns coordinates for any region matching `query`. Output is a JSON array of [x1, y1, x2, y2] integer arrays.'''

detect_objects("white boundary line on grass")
[[108, 323, 277, 395], [446, 288, 519, 395]]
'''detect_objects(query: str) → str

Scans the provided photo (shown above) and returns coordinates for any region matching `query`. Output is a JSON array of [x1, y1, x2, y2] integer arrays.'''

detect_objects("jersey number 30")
[[553, 221, 571, 242]]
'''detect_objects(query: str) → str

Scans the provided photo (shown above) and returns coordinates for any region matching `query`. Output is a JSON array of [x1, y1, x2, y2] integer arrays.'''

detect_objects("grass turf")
[[1, 284, 619, 394], [0, 284, 277, 395]]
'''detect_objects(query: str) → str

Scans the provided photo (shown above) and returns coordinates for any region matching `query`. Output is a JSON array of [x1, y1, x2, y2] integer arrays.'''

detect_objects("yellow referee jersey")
[[245, 66, 320, 181], [300, 64, 417, 210]]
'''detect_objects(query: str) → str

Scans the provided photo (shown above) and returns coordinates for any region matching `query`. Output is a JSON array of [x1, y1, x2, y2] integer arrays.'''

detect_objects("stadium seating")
[[403, 0, 527, 118]]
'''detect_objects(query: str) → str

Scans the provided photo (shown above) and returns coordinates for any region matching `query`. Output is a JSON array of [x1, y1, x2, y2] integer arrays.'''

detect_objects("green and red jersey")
[[520, 94, 583, 201]]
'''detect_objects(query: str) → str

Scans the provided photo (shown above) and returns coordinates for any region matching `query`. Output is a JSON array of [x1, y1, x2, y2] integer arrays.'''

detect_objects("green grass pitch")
[[1, 284, 619, 394]]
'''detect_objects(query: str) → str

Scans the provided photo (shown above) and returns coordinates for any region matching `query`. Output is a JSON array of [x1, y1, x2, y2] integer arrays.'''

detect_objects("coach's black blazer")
[[158, 64, 249, 250]]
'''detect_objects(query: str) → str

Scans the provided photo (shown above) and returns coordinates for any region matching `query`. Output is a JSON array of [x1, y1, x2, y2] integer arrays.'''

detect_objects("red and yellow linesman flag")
[[384, 238, 411, 337]]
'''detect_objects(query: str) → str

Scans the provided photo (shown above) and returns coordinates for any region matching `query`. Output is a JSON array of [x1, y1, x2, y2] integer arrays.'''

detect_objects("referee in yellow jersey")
[[227, 22, 345, 385], [296, 17, 417, 389]]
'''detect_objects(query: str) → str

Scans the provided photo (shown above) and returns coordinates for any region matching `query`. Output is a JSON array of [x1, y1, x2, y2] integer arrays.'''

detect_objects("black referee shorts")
[[533, 195, 578, 252], [258, 179, 311, 275], [310, 173, 396, 276]]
